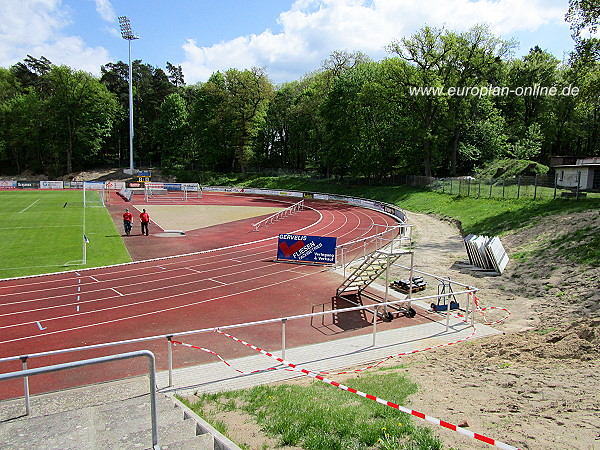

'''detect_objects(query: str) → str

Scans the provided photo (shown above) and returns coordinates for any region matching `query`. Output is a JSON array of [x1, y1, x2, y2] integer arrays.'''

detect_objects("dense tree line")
[[1, 18, 599, 179]]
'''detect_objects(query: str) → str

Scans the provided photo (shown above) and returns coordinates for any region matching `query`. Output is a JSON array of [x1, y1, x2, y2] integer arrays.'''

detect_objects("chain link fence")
[[421, 174, 587, 200]]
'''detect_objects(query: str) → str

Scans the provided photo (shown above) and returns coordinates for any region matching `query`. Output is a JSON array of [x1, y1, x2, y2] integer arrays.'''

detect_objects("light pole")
[[118, 16, 139, 174]]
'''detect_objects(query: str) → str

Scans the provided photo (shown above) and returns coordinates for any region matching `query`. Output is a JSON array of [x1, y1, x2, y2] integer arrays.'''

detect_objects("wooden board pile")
[[463, 234, 509, 274]]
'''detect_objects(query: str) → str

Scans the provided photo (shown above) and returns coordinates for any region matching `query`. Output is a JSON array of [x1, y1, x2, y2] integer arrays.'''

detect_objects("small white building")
[[551, 156, 600, 191]]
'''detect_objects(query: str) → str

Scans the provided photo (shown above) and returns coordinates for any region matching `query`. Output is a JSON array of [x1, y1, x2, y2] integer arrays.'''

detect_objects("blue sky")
[[1, 0, 576, 85]]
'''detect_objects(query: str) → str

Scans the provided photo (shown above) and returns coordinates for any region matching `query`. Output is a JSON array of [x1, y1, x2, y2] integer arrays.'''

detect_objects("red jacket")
[[140, 212, 150, 223], [123, 212, 133, 221]]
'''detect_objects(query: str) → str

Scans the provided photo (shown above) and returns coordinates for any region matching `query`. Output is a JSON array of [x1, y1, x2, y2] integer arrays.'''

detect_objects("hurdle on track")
[[252, 199, 305, 231]]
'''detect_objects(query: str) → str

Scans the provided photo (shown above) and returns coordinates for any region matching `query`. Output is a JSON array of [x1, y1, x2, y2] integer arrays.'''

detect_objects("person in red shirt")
[[140, 208, 150, 236], [122, 208, 133, 236]]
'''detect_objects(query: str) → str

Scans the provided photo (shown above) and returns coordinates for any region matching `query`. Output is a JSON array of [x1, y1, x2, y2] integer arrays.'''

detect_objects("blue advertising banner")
[[277, 234, 337, 265]]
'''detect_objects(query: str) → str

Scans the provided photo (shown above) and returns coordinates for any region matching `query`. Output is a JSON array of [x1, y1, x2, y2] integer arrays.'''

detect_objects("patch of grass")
[[0, 190, 130, 279], [186, 367, 442, 449], [239, 176, 600, 264], [533, 328, 557, 335], [549, 227, 600, 266]]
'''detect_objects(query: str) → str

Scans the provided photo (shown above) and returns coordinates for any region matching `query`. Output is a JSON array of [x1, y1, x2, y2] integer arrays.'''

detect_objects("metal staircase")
[[335, 247, 413, 320]]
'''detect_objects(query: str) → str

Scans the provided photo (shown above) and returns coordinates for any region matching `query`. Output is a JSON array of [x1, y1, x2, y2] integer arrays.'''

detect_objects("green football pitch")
[[0, 190, 131, 279]]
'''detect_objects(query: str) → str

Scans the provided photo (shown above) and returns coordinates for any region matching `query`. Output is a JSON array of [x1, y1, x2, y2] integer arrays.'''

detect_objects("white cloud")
[[181, 0, 568, 84], [0, 0, 110, 74], [29, 36, 111, 74], [94, 0, 116, 23]]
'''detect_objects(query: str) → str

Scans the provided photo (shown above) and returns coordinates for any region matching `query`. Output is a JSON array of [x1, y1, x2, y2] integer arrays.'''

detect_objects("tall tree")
[[101, 61, 176, 166], [11, 55, 52, 91], [223, 68, 274, 173], [386, 26, 455, 176], [44, 66, 119, 173], [166, 62, 185, 87], [154, 92, 190, 167], [0, 68, 21, 102], [566, 0, 600, 40], [0, 92, 45, 173], [321, 61, 404, 179], [190, 71, 235, 171], [444, 25, 515, 175]]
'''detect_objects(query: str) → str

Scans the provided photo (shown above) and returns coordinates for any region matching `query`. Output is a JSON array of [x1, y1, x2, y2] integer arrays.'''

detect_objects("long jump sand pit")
[[132, 204, 285, 232]]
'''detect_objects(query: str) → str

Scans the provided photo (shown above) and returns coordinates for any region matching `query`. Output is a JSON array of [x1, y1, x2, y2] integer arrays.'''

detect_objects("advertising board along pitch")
[[276, 234, 337, 265]]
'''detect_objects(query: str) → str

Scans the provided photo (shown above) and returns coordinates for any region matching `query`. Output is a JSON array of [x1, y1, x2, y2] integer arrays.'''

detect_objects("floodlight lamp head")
[[118, 16, 139, 40]]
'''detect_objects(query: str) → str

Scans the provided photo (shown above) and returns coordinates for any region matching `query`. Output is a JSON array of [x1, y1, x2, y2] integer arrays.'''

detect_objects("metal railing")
[[0, 350, 160, 450], [1, 273, 478, 402], [336, 225, 413, 277], [251, 199, 305, 231]]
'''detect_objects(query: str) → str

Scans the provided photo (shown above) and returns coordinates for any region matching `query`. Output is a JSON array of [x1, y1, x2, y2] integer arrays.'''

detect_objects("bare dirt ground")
[[383, 211, 600, 450], [195, 209, 599, 450]]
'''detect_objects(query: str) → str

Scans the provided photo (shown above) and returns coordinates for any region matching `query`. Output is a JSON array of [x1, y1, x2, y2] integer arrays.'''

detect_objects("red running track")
[[0, 192, 423, 399]]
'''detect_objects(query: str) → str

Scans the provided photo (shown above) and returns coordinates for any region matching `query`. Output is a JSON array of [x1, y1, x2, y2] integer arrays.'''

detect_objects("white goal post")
[[144, 182, 202, 202], [83, 181, 107, 207]]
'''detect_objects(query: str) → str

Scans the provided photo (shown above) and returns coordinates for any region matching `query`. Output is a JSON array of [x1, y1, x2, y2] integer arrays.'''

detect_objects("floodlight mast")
[[118, 16, 139, 174]]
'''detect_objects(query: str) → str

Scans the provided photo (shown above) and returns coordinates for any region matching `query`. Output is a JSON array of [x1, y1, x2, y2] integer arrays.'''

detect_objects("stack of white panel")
[[464, 234, 509, 274], [485, 236, 509, 273]]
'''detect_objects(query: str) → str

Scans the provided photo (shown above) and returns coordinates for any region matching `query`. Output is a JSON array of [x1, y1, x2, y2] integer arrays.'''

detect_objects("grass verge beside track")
[[0, 190, 130, 279], [238, 176, 600, 266], [180, 365, 442, 450]]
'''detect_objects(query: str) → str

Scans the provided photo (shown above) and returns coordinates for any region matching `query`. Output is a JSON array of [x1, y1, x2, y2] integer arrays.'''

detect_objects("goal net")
[[144, 182, 202, 202], [83, 181, 107, 207]]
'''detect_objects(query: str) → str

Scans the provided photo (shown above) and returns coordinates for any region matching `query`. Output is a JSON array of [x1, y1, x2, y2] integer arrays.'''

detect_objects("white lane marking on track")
[[36, 321, 46, 330], [0, 206, 375, 308], [0, 207, 381, 314], [111, 288, 124, 296], [0, 257, 279, 310], [19, 199, 39, 214], [0, 205, 322, 291], [5, 196, 398, 291], [0, 262, 305, 322], [2, 270, 323, 344], [0, 206, 397, 339], [208, 278, 227, 285], [89, 276, 99, 282], [1, 203, 395, 323]]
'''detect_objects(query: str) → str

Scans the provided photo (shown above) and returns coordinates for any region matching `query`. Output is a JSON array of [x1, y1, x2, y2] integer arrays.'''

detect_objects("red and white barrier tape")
[[321, 292, 509, 375], [172, 340, 283, 375], [214, 329, 521, 450], [472, 293, 511, 325], [173, 297, 516, 447], [174, 294, 509, 379]]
